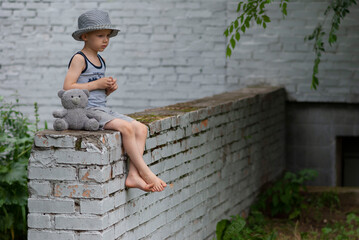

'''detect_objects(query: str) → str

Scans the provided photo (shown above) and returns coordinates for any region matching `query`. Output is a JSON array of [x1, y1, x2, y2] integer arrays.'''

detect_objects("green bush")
[[253, 169, 318, 219], [0, 97, 39, 240], [215, 212, 277, 240]]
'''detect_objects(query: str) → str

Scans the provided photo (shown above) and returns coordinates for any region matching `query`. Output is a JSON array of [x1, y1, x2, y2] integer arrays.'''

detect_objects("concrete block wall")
[[286, 102, 359, 186], [28, 86, 285, 239], [1, 0, 358, 126]]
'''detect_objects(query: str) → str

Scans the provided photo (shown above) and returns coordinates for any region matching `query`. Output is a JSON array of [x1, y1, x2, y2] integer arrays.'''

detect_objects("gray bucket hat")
[[72, 9, 120, 41]]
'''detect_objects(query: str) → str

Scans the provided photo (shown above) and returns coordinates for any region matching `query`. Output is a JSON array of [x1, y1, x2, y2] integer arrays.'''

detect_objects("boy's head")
[[72, 9, 120, 41]]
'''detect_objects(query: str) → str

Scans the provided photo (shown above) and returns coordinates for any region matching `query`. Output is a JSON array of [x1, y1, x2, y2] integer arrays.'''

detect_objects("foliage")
[[252, 169, 318, 219], [320, 213, 359, 239], [305, 0, 357, 89], [224, 0, 289, 58], [216, 212, 277, 240], [0, 96, 39, 240], [225, 0, 357, 90], [310, 190, 340, 212]]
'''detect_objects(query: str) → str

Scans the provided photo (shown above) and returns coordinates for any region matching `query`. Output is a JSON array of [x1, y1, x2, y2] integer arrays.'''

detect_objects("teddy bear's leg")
[[84, 119, 99, 131], [53, 119, 69, 131]]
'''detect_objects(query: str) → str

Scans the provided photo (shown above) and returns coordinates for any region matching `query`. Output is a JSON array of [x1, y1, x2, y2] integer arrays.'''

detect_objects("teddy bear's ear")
[[58, 90, 66, 98], [82, 89, 90, 97]]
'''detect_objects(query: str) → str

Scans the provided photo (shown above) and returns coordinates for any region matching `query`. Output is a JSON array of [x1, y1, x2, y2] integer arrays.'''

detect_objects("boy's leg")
[[104, 119, 166, 192], [125, 121, 153, 191]]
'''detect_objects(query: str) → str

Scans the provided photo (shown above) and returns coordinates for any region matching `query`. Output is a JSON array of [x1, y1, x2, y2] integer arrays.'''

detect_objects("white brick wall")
[[2, 1, 356, 127], [227, 0, 359, 102], [28, 86, 285, 239]]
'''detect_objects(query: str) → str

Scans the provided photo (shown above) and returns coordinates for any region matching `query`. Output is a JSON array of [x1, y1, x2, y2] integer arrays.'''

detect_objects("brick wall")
[[28, 86, 285, 239], [1, 1, 358, 126], [227, 0, 359, 102]]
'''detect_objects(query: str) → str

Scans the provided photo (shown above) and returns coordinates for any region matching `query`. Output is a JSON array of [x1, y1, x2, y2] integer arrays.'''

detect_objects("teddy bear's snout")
[[71, 97, 81, 105]]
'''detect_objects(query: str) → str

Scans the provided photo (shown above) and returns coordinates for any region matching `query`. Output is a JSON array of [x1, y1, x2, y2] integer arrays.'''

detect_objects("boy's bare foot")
[[125, 174, 154, 192], [141, 171, 167, 192]]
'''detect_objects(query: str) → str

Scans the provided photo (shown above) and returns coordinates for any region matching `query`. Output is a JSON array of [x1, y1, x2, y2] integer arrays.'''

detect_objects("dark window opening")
[[337, 137, 359, 187]]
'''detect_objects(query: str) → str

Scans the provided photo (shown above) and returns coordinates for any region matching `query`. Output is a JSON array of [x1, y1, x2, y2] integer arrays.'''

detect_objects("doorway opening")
[[337, 137, 359, 186]]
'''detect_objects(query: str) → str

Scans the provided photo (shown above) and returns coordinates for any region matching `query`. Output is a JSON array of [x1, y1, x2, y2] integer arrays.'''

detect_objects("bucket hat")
[[72, 9, 120, 41]]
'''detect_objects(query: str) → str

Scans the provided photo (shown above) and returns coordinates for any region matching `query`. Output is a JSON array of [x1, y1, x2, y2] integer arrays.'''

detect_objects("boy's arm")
[[63, 55, 113, 91]]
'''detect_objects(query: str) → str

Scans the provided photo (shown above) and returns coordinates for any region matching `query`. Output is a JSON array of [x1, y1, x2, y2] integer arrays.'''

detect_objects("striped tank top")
[[68, 51, 107, 108]]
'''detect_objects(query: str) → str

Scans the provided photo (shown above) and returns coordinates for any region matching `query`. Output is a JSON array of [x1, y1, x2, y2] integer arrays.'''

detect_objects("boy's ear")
[[81, 33, 87, 41], [58, 90, 66, 98]]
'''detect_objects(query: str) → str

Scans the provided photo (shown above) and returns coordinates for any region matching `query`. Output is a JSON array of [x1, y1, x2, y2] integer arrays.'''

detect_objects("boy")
[[64, 9, 166, 192]]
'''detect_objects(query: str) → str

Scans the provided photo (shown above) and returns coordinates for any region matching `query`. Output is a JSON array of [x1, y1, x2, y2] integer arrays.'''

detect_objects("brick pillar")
[[28, 130, 125, 239]]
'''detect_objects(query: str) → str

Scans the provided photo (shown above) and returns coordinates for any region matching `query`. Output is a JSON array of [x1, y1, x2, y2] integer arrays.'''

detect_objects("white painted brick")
[[79, 226, 115, 240], [145, 136, 157, 150], [2, 2, 25, 9], [28, 213, 52, 229], [55, 214, 108, 231], [53, 149, 110, 165], [28, 181, 52, 197], [112, 160, 125, 178], [54, 183, 108, 199], [80, 197, 115, 215], [34, 134, 77, 148], [107, 177, 126, 195], [28, 198, 75, 214], [79, 165, 112, 183], [28, 166, 76, 181], [28, 230, 75, 240]]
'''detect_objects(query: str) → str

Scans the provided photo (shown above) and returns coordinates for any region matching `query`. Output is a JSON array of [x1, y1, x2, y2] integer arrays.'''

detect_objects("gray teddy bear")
[[53, 89, 100, 131]]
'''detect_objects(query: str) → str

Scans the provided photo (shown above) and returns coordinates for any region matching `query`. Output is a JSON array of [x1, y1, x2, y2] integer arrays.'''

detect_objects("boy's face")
[[82, 29, 112, 52]]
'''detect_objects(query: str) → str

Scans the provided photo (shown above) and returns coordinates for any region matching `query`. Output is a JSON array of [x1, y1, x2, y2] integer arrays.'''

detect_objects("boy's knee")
[[119, 121, 134, 136], [133, 121, 148, 137]]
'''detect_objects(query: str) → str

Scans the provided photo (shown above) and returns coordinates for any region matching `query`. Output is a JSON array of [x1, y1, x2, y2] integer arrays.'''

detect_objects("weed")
[[253, 169, 318, 220], [0, 97, 40, 239], [216, 212, 277, 240]]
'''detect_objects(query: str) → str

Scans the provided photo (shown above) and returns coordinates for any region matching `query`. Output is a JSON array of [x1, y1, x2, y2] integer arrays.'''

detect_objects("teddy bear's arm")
[[86, 110, 101, 122], [53, 109, 68, 118]]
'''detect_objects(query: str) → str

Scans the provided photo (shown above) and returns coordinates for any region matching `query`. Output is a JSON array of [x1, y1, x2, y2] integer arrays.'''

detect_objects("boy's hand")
[[96, 77, 115, 89], [106, 77, 118, 96]]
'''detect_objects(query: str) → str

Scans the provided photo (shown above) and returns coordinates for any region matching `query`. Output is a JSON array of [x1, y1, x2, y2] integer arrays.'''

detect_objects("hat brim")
[[72, 25, 120, 41]]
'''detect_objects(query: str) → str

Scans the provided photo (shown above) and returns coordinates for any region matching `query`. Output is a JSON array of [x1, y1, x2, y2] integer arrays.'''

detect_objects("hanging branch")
[[225, 0, 357, 90]]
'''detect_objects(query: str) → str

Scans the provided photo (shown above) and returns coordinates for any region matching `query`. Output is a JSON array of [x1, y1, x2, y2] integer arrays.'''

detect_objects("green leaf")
[[234, 19, 239, 29], [224, 29, 229, 37], [311, 76, 319, 90], [230, 24, 234, 33], [322, 227, 333, 235], [216, 219, 230, 240], [241, 25, 246, 33], [230, 37, 236, 49], [223, 216, 246, 240], [236, 2, 243, 12], [235, 32, 241, 41], [245, 19, 250, 27], [226, 45, 232, 58], [262, 15, 271, 22]]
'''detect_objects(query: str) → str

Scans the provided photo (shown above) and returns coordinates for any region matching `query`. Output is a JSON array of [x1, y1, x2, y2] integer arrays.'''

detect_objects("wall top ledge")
[[36, 86, 284, 137], [128, 86, 284, 123]]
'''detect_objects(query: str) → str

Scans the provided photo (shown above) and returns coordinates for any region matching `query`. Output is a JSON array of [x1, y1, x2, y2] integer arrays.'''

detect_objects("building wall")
[[28, 86, 286, 239], [286, 102, 359, 186], [1, 0, 358, 126], [227, 0, 359, 102]]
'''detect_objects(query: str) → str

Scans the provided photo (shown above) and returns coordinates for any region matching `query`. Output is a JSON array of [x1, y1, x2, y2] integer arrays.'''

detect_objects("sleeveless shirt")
[[68, 51, 107, 108]]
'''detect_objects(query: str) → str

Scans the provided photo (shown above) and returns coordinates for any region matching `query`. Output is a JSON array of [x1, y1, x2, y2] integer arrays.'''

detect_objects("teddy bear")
[[53, 89, 100, 131]]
